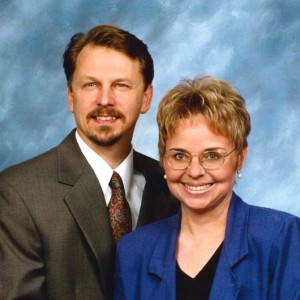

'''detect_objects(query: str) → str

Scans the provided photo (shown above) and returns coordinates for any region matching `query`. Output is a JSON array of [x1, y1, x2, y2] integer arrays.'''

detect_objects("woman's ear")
[[237, 146, 248, 170]]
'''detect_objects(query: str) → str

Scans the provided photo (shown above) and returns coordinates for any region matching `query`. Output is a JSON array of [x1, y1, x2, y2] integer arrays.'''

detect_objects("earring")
[[164, 174, 167, 180], [236, 170, 242, 179]]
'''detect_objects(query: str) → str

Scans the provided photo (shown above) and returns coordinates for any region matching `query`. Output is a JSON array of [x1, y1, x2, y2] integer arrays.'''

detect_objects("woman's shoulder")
[[117, 213, 179, 252], [240, 198, 300, 243], [234, 193, 299, 225], [248, 202, 300, 226], [232, 193, 300, 244]]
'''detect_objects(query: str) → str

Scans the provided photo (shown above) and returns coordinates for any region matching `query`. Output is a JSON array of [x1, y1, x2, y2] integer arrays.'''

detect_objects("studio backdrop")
[[1, 0, 300, 215]]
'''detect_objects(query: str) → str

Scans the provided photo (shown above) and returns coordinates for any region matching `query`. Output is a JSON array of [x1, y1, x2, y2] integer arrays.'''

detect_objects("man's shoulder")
[[0, 130, 77, 182], [133, 150, 160, 166], [133, 150, 164, 176], [1, 146, 58, 177]]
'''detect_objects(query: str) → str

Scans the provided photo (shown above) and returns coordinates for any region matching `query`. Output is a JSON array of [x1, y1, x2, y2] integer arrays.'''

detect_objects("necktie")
[[108, 171, 132, 242]]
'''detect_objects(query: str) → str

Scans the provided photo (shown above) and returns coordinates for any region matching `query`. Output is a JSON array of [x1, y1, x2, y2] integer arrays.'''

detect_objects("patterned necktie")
[[108, 171, 132, 242]]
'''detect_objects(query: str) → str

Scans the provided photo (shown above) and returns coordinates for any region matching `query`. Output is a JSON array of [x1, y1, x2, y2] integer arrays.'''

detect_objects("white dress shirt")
[[75, 131, 145, 229]]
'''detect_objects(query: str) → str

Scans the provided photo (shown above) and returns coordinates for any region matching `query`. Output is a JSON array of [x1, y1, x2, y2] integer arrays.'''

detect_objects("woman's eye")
[[205, 152, 222, 160], [174, 153, 189, 161]]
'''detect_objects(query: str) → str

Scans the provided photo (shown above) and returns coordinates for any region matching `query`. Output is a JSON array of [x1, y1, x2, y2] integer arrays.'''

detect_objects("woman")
[[114, 76, 300, 299]]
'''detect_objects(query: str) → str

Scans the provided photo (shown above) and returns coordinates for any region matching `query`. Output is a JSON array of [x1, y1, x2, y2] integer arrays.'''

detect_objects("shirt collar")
[[75, 130, 133, 197]]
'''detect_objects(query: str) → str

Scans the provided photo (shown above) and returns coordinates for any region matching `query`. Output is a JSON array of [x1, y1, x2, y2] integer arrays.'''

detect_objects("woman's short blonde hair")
[[157, 75, 251, 164]]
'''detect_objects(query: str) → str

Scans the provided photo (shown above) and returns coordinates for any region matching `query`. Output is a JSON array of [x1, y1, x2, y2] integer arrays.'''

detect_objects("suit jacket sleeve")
[[0, 176, 46, 299]]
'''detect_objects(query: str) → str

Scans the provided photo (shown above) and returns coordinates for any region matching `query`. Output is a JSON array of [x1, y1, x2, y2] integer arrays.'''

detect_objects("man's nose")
[[96, 86, 115, 106]]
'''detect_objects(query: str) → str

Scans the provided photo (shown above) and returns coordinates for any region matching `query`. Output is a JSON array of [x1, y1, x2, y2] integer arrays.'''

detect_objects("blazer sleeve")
[[269, 215, 300, 299], [0, 178, 46, 299]]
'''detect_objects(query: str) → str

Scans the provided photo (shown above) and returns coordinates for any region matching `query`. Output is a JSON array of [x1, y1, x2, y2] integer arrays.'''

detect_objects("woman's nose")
[[186, 156, 206, 178]]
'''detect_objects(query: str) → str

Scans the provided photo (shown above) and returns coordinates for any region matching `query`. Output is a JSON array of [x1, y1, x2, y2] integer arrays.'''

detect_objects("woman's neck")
[[180, 198, 230, 240]]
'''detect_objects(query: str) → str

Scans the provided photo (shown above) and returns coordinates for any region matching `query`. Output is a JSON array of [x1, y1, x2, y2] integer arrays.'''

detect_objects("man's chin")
[[89, 133, 122, 147]]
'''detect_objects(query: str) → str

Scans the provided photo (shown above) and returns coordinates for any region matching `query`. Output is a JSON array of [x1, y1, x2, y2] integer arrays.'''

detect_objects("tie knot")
[[109, 171, 124, 190]]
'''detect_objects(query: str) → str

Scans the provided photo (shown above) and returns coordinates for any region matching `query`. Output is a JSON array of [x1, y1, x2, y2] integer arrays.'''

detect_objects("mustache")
[[86, 108, 125, 119]]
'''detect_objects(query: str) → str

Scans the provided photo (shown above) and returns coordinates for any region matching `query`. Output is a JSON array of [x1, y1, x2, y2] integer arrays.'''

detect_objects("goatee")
[[88, 126, 122, 147]]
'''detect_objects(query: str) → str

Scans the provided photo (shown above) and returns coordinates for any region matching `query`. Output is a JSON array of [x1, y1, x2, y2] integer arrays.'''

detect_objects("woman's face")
[[163, 115, 247, 215]]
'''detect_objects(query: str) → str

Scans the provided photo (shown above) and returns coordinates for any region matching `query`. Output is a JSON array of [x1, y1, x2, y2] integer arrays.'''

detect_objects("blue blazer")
[[114, 193, 300, 299]]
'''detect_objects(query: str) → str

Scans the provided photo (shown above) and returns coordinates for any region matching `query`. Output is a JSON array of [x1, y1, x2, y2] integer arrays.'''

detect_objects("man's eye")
[[114, 83, 130, 89], [84, 82, 97, 88]]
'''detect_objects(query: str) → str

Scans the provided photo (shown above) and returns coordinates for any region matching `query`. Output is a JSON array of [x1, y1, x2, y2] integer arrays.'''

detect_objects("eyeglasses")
[[164, 149, 236, 170]]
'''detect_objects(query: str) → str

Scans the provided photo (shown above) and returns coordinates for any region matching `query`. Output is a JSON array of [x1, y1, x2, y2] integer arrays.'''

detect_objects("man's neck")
[[76, 131, 132, 169], [94, 144, 132, 169]]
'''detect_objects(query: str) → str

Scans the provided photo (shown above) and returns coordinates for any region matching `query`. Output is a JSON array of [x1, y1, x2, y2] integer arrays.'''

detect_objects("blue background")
[[1, 0, 300, 216]]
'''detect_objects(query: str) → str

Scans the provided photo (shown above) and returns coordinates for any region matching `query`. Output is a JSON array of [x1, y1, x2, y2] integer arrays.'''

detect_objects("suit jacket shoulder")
[[0, 129, 85, 186], [133, 150, 165, 187], [0, 129, 112, 299]]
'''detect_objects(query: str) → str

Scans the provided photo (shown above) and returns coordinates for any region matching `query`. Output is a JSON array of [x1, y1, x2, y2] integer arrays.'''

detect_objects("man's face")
[[68, 44, 153, 152]]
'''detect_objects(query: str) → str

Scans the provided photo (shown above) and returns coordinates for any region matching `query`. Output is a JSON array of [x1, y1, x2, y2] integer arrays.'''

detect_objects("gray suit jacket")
[[0, 130, 179, 300]]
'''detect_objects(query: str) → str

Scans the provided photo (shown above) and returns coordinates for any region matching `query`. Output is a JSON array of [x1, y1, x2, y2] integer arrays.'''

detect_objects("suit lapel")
[[57, 130, 114, 296], [137, 178, 163, 225], [133, 151, 178, 227], [209, 193, 249, 299], [64, 165, 114, 269]]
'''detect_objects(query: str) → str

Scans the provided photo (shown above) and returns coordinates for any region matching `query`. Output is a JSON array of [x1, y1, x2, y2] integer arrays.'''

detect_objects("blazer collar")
[[147, 211, 180, 299], [148, 211, 180, 277], [209, 192, 250, 299], [147, 193, 250, 275], [223, 192, 249, 267], [145, 193, 250, 299]]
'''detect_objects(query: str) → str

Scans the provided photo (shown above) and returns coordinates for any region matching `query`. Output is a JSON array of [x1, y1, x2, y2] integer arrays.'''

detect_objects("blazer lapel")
[[209, 193, 249, 299], [209, 253, 242, 299], [57, 130, 114, 296], [148, 212, 181, 299]]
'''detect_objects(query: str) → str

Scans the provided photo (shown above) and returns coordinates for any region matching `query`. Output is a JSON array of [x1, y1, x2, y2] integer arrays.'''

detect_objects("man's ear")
[[67, 87, 74, 113], [140, 84, 153, 114]]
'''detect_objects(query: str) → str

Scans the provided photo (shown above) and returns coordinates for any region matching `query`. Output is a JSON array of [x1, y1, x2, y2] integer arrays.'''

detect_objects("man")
[[0, 25, 179, 299]]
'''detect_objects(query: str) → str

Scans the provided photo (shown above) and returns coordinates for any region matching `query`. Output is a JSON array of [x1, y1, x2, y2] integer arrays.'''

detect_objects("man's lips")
[[95, 115, 117, 121], [87, 108, 124, 120]]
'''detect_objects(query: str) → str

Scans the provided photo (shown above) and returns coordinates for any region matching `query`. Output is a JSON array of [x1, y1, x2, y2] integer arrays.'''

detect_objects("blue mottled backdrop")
[[1, 0, 300, 215]]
